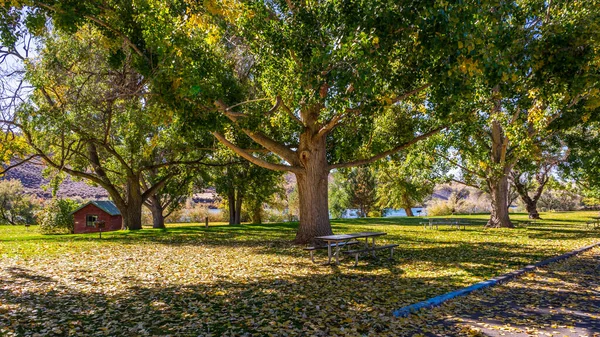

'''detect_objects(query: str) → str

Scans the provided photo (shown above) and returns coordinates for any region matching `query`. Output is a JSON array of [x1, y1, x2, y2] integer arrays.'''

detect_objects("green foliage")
[[212, 145, 285, 224], [444, 0, 600, 189], [37, 198, 80, 234], [0, 179, 37, 225], [375, 141, 444, 215], [538, 188, 582, 212], [561, 121, 600, 198], [328, 170, 350, 219], [343, 167, 378, 218]]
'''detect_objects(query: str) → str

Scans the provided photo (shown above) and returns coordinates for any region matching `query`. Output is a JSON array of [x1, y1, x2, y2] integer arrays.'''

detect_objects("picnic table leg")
[[372, 237, 376, 257], [335, 243, 341, 265], [327, 243, 332, 264]]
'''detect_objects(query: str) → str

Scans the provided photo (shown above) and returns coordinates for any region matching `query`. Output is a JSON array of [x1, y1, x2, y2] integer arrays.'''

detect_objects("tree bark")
[[511, 171, 545, 220], [234, 190, 242, 225], [124, 177, 144, 230], [524, 199, 541, 219], [147, 195, 166, 228], [228, 189, 236, 225], [294, 134, 333, 244], [403, 192, 414, 217], [487, 176, 514, 228]]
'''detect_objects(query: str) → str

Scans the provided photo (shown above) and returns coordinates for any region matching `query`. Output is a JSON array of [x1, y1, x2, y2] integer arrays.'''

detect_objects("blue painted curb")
[[392, 241, 600, 318]]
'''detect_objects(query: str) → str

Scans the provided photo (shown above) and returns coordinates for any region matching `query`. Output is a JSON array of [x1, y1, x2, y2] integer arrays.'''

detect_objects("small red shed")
[[71, 201, 122, 234]]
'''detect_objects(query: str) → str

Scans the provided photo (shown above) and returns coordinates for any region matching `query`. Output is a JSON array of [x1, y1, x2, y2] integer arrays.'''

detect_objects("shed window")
[[86, 215, 98, 227]]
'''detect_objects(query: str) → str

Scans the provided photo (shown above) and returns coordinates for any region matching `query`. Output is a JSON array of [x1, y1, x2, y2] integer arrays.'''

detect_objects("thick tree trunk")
[[122, 203, 143, 230], [404, 207, 414, 217], [148, 195, 166, 229], [234, 191, 242, 225], [294, 135, 333, 244], [487, 176, 514, 228], [124, 177, 144, 230], [524, 199, 541, 219]]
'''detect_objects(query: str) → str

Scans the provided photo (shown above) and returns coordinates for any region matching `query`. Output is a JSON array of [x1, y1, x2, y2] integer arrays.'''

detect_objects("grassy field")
[[1, 211, 599, 336]]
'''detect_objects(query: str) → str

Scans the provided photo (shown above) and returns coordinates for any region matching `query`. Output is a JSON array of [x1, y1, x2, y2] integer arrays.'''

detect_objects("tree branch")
[[142, 172, 176, 201], [435, 151, 486, 179], [0, 155, 41, 175], [212, 132, 301, 173], [329, 127, 443, 169], [392, 83, 431, 104]]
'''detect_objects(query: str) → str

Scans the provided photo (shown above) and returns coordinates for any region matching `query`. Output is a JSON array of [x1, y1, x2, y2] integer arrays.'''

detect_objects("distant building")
[[71, 201, 122, 234]]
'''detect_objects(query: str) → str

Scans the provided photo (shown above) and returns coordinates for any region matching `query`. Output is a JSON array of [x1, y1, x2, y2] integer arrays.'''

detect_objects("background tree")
[[214, 160, 284, 225], [344, 167, 378, 218], [375, 142, 443, 217], [442, 0, 600, 227], [328, 170, 350, 219], [143, 168, 206, 228], [0, 179, 37, 225], [12, 26, 218, 230], [37, 197, 79, 234], [510, 136, 567, 219], [560, 121, 600, 201]]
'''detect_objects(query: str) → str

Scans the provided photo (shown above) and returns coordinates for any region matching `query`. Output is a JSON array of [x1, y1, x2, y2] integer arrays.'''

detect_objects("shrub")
[[189, 203, 224, 223], [538, 189, 582, 211], [0, 180, 38, 225], [38, 198, 81, 234], [426, 190, 491, 216], [425, 199, 454, 216]]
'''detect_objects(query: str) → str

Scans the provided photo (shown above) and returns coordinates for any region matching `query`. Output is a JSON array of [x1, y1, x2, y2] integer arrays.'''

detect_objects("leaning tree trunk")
[[512, 172, 543, 220], [294, 134, 333, 244], [403, 193, 414, 217], [487, 175, 514, 228], [147, 195, 166, 228], [524, 199, 541, 219]]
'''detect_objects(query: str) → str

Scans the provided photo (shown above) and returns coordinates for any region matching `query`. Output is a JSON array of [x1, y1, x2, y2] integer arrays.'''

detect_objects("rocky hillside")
[[1, 161, 109, 199]]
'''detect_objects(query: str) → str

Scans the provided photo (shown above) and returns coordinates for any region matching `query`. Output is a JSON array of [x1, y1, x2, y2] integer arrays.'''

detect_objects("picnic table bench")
[[342, 244, 399, 267], [420, 218, 468, 230], [586, 217, 600, 229], [306, 232, 397, 266], [303, 240, 359, 263]]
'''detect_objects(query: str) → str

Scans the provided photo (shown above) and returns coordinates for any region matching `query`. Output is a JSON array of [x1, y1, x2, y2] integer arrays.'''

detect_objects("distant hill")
[[1, 161, 109, 200]]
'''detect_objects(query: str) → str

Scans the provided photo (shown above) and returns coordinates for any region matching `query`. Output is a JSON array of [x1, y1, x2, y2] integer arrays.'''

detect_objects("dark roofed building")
[[71, 201, 122, 234]]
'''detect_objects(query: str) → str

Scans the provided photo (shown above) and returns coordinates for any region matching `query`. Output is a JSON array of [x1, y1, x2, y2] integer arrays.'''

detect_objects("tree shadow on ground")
[[2, 251, 598, 337], [427, 252, 600, 336]]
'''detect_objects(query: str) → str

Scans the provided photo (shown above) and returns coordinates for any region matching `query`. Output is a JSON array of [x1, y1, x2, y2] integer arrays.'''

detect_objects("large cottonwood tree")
[[13, 26, 216, 230], [7, 0, 478, 243], [442, 0, 600, 227], [198, 1, 479, 243]]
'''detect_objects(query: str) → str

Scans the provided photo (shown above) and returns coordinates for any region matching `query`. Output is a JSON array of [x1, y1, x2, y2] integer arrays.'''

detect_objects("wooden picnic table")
[[315, 232, 387, 265], [587, 217, 600, 229]]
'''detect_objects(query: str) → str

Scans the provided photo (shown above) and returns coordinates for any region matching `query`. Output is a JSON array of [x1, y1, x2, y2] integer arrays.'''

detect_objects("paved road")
[[421, 247, 600, 337]]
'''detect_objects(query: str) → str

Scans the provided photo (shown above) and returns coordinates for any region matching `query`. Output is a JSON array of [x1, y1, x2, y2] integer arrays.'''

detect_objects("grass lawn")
[[1, 211, 599, 336]]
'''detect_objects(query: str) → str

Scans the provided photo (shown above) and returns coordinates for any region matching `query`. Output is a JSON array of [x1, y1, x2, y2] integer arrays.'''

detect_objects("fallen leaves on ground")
[[0, 215, 599, 336]]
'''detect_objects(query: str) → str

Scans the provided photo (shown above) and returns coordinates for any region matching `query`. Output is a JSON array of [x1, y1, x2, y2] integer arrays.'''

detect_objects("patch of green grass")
[[0, 211, 599, 336]]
